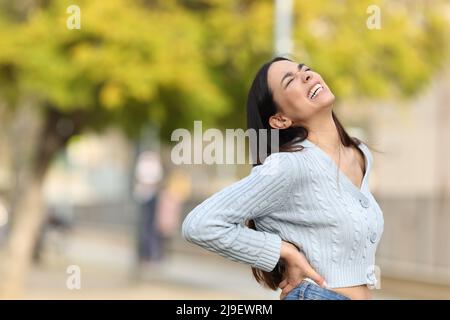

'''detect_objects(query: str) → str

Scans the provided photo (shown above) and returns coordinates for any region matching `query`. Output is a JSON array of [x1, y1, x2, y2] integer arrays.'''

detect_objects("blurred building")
[[337, 67, 450, 285]]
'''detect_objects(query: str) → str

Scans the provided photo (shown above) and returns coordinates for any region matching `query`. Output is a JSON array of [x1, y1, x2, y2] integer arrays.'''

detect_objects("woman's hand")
[[278, 241, 328, 299]]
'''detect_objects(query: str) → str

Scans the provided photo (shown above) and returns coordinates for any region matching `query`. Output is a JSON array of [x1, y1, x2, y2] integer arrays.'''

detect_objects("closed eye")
[[286, 77, 294, 87], [285, 67, 312, 88]]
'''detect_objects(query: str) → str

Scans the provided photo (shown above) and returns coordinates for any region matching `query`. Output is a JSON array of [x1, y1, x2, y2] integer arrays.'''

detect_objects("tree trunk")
[[0, 107, 84, 298], [0, 176, 45, 298]]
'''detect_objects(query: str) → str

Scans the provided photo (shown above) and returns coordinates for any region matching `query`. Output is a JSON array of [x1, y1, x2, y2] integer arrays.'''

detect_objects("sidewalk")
[[24, 226, 278, 299], [22, 226, 449, 300]]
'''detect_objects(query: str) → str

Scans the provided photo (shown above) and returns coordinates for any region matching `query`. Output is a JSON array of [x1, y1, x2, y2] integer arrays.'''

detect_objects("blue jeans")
[[282, 280, 351, 300]]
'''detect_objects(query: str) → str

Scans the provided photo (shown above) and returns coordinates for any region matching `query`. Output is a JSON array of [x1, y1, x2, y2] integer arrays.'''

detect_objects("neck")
[[304, 111, 341, 148]]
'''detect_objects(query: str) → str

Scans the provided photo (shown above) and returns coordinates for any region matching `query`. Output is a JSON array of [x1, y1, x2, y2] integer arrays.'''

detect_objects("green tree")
[[0, 0, 447, 296], [0, 0, 230, 296]]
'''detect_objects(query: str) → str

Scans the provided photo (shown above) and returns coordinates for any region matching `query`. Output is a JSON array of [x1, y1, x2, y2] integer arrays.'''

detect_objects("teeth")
[[312, 86, 323, 99], [309, 83, 323, 99]]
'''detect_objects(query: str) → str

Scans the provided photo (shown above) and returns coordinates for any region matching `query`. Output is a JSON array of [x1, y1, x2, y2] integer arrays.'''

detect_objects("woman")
[[182, 56, 384, 300]]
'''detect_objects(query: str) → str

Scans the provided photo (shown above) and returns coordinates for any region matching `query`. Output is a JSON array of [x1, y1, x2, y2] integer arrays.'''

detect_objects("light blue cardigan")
[[182, 138, 384, 288]]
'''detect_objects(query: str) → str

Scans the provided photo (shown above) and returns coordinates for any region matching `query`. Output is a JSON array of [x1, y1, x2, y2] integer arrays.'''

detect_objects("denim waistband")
[[282, 280, 352, 300]]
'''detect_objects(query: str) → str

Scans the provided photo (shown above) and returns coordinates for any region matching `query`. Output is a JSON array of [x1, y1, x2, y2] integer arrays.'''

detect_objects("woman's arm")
[[181, 152, 298, 272]]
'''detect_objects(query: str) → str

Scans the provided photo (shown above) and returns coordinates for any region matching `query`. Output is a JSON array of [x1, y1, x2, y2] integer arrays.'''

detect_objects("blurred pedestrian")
[[133, 151, 163, 268], [154, 168, 191, 260]]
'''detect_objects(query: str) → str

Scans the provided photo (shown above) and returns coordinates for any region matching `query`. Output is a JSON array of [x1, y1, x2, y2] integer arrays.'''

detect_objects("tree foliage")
[[0, 0, 447, 140]]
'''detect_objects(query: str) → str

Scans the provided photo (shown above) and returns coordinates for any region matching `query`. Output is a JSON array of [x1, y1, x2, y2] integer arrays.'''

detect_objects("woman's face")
[[267, 60, 335, 127]]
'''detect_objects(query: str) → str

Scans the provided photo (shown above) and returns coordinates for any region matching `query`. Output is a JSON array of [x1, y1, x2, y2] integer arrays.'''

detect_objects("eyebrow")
[[280, 63, 305, 87]]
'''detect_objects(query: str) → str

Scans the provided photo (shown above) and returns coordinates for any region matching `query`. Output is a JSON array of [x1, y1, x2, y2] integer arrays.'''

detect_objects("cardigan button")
[[359, 197, 370, 208], [370, 232, 378, 243]]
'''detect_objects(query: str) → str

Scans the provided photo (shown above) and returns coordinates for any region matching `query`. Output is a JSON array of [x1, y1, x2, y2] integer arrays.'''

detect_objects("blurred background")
[[0, 0, 449, 300]]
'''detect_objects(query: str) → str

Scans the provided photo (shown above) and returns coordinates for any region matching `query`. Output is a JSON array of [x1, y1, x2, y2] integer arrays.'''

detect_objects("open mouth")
[[308, 83, 324, 100]]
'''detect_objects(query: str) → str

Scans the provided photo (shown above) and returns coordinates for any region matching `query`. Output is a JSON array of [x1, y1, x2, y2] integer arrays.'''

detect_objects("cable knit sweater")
[[181, 138, 384, 288]]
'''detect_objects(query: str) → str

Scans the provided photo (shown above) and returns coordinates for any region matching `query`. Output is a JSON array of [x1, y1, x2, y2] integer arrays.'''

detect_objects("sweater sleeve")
[[181, 152, 297, 272]]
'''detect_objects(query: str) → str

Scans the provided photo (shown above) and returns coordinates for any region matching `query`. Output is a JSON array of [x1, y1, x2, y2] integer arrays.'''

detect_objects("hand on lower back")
[[279, 241, 327, 299]]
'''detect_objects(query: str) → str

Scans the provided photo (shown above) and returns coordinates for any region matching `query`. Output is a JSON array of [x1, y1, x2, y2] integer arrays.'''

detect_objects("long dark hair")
[[245, 56, 366, 290]]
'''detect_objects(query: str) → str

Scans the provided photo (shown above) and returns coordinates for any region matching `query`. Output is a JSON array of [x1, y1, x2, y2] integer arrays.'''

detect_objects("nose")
[[301, 70, 311, 83]]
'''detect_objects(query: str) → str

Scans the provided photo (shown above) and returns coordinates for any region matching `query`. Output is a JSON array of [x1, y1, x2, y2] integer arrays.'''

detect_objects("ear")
[[269, 113, 293, 129]]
